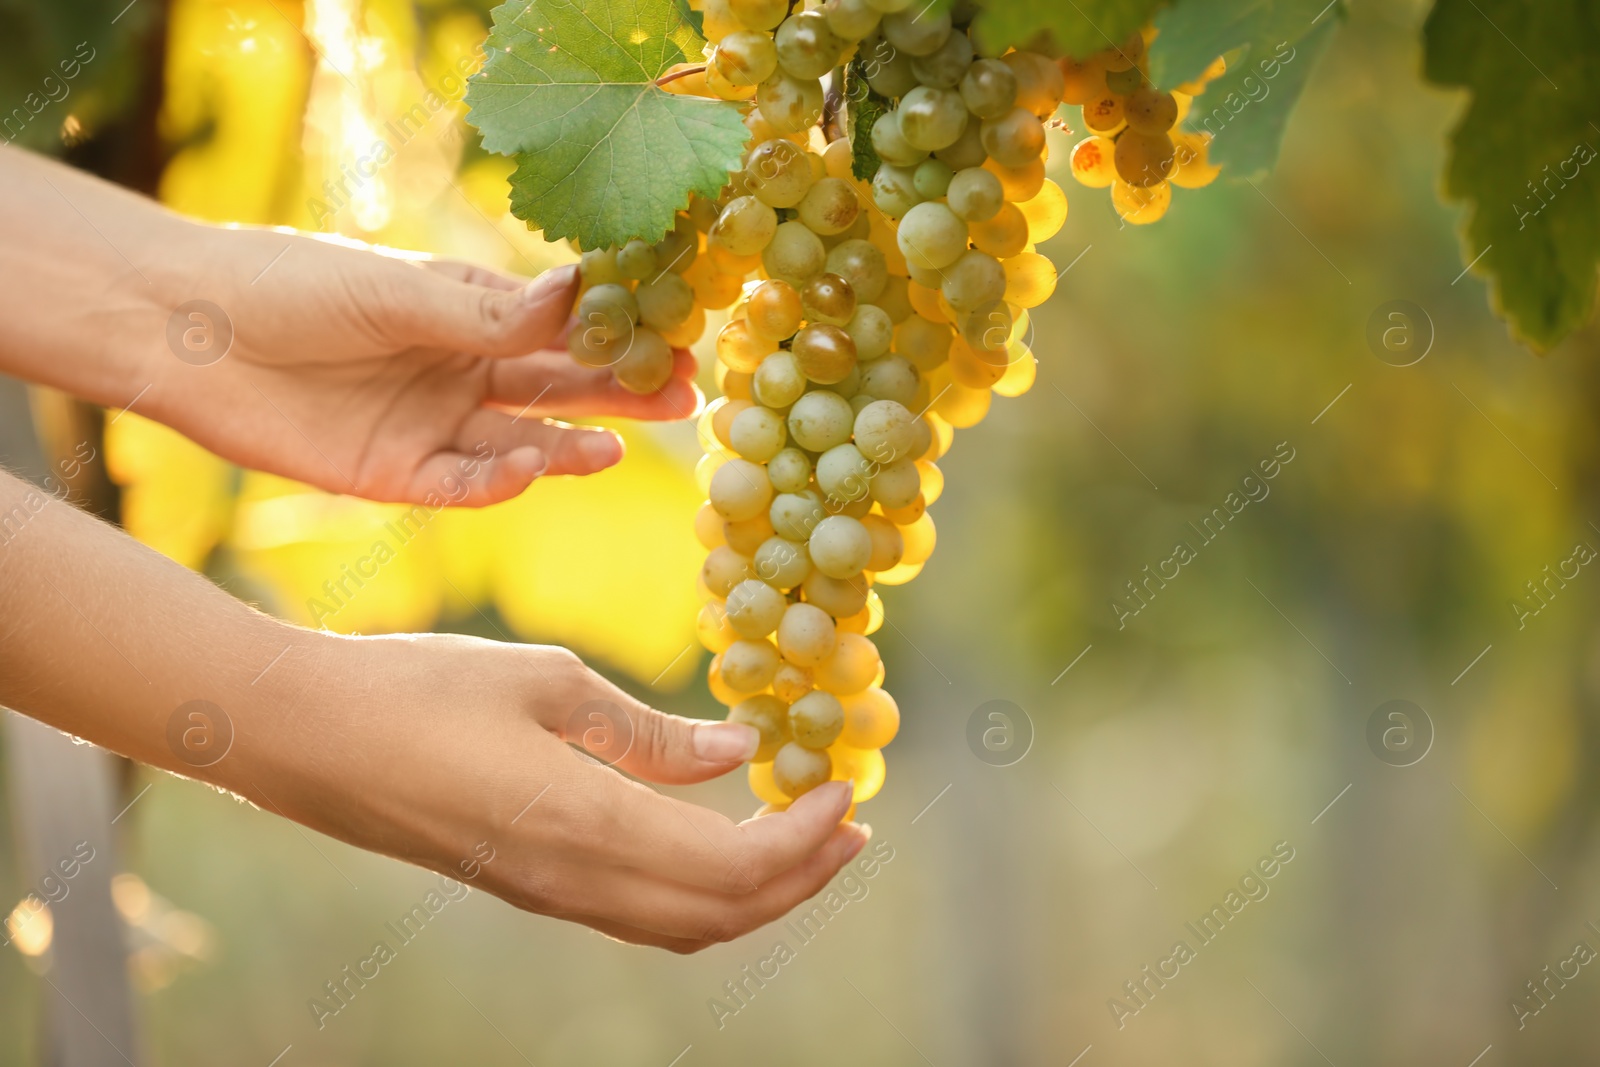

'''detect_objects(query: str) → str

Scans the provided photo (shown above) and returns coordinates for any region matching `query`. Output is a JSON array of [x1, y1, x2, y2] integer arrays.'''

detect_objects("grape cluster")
[[570, 0, 1083, 818], [1062, 31, 1223, 224]]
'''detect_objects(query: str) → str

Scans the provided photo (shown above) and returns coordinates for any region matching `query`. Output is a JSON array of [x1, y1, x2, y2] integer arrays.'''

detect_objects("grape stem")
[[655, 64, 707, 87]]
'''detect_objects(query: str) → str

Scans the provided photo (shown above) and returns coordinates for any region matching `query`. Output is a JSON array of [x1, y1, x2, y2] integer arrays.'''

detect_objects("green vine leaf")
[[969, 0, 1166, 59], [1148, 0, 1343, 177], [465, 0, 747, 249], [844, 63, 887, 182], [1424, 0, 1600, 352]]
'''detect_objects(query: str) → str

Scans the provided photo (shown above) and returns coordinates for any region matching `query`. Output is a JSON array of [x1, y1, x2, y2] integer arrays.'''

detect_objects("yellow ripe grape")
[[711, 397, 752, 448], [906, 281, 945, 322], [1112, 178, 1172, 225], [828, 743, 886, 802], [823, 137, 854, 180], [1017, 180, 1068, 243], [706, 61, 758, 101], [717, 318, 777, 373], [1170, 131, 1221, 189], [880, 493, 925, 526], [1114, 130, 1176, 188], [1081, 92, 1125, 136], [725, 511, 776, 555], [897, 314, 953, 372], [1058, 54, 1108, 106], [870, 557, 922, 586], [716, 363, 754, 401], [983, 156, 1045, 201], [697, 600, 737, 652], [1123, 87, 1178, 134], [915, 459, 944, 505], [709, 243, 765, 276], [687, 257, 745, 308], [695, 452, 728, 495], [950, 336, 1006, 389], [867, 214, 908, 275], [1003, 252, 1058, 308], [839, 686, 900, 749], [1069, 136, 1117, 189], [748, 761, 790, 805], [993, 341, 1037, 397], [935, 290, 962, 326], [970, 202, 1029, 258], [660, 304, 706, 347], [695, 500, 729, 549], [814, 632, 882, 695], [747, 278, 804, 340], [933, 378, 992, 428], [701, 0, 741, 41], [899, 511, 937, 566], [863, 589, 884, 634], [708, 654, 754, 705], [773, 661, 814, 704], [925, 412, 954, 459]]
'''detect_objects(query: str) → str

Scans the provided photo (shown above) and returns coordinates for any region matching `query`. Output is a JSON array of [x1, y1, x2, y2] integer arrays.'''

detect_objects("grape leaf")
[[969, 0, 1167, 59], [1148, 0, 1343, 176], [844, 64, 887, 181], [1424, 0, 1600, 352], [465, 0, 748, 249]]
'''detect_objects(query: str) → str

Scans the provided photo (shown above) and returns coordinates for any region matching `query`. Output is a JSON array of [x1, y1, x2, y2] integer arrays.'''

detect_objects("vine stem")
[[654, 64, 706, 87]]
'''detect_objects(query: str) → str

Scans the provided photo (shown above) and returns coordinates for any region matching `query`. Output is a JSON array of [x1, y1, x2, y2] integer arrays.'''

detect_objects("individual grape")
[[993, 342, 1037, 397], [897, 201, 968, 270], [813, 632, 881, 696], [652, 215, 699, 275], [845, 303, 894, 359], [881, 6, 949, 55], [706, 62, 758, 101], [915, 459, 945, 505], [898, 510, 937, 565], [580, 247, 626, 285], [612, 328, 674, 394], [616, 238, 659, 280], [775, 10, 844, 78], [789, 690, 845, 749], [1003, 50, 1066, 118], [1070, 135, 1117, 188], [745, 138, 815, 208], [839, 686, 899, 748], [862, 40, 919, 97], [796, 177, 861, 235], [823, 0, 880, 40], [1169, 131, 1221, 188], [871, 111, 928, 167], [801, 272, 857, 326], [1016, 180, 1068, 242], [879, 492, 925, 526], [1104, 63, 1143, 96], [729, 694, 789, 761], [862, 0, 914, 11], [876, 274, 914, 323], [717, 317, 777, 373], [822, 136, 856, 180], [828, 743, 885, 802], [702, 544, 752, 598], [979, 107, 1045, 168], [720, 366, 755, 401], [710, 457, 775, 521], [726, 578, 788, 638], [932, 378, 990, 427], [753, 350, 808, 409], [730, 0, 786, 31], [748, 760, 790, 805], [714, 30, 778, 86], [858, 356, 919, 407], [701, 0, 740, 38], [969, 201, 1029, 258], [635, 273, 694, 330], [860, 513, 905, 572], [1124, 87, 1178, 133], [869, 456, 921, 508], [754, 534, 811, 590], [772, 742, 832, 798], [910, 28, 973, 87], [960, 297, 1012, 355], [913, 158, 954, 199], [815, 443, 873, 503], [762, 219, 828, 286], [1112, 178, 1172, 224], [773, 661, 814, 704], [725, 511, 776, 555], [854, 399, 917, 463], [984, 155, 1045, 201], [824, 490, 873, 519], [710, 195, 778, 256], [697, 599, 736, 652], [1002, 251, 1058, 308], [1081, 92, 1126, 136], [941, 249, 1007, 313], [576, 283, 638, 341], [897, 86, 969, 152], [778, 601, 837, 665], [809, 514, 873, 578], [871, 163, 922, 218], [660, 304, 706, 348], [801, 569, 869, 617], [960, 57, 1018, 119], [1114, 130, 1175, 187], [791, 324, 856, 385], [729, 403, 788, 461], [766, 447, 813, 494], [947, 165, 1004, 221], [770, 488, 826, 540], [825, 239, 889, 302], [757, 73, 824, 133], [709, 396, 751, 449], [949, 335, 1006, 388], [722, 638, 781, 691], [695, 501, 729, 550], [896, 314, 953, 371], [934, 119, 988, 171], [1058, 54, 1109, 106]]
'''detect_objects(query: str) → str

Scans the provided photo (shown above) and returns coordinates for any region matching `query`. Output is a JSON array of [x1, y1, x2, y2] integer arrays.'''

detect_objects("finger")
[[549, 821, 871, 943], [487, 347, 702, 422], [420, 258, 528, 292], [400, 446, 550, 507], [384, 260, 579, 359], [455, 408, 624, 478], [574, 915, 712, 954]]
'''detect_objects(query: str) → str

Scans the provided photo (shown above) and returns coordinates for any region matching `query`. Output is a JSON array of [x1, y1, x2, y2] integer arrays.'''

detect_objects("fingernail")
[[695, 721, 759, 762], [841, 824, 870, 861], [524, 263, 579, 303], [577, 431, 623, 466]]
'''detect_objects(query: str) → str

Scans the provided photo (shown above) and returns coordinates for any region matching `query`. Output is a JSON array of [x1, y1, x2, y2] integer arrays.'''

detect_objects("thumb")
[[390, 261, 579, 358], [560, 683, 760, 785]]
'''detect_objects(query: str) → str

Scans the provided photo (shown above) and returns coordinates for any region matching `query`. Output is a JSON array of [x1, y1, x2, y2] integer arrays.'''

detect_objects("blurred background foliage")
[[5, 0, 1600, 1064]]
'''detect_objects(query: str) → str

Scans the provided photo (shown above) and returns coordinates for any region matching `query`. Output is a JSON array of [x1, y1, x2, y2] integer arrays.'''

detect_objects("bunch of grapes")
[[567, 0, 1106, 819], [1062, 30, 1223, 225]]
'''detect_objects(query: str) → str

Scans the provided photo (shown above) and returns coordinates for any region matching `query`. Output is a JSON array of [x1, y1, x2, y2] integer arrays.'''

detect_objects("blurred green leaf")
[[465, 0, 746, 248], [845, 64, 887, 181], [1150, 0, 1342, 176], [970, 0, 1165, 59], [0, 0, 151, 154], [1424, 0, 1600, 352]]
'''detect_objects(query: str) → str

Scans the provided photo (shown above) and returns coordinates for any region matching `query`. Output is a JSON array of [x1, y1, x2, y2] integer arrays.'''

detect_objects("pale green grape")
[[871, 110, 928, 167], [852, 399, 917, 463], [616, 239, 657, 281], [728, 694, 788, 762], [775, 11, 843, 80], [757, 73, 824, 133], [576, 283, 637, 340], [722, 638, 780, 692], [946, 165, 1003, 221], [845, 303, 893, 359], [913, 158, 954, 199], [769, 489, 826, 540], [910, 29, 974, 88], [612, 327, 674, 394], [635, 273, 694, 330], [730, 0, 787, 30], [823, 0, 880, 40], [825, 239, 889, 302], [787, 389, 855, 451], [714, 30, 778, 86], [753, 350, 807, 409], [710, 195, 778, 256], [796, 177, 861, 236], [881, 6, 949, 55], [897, 86, 968, 151], [766, 447, 813, 494], [710, 457, 775, 521], [897, 200, 968, 269], [858, 355, 919, 407], [980, 107, 1045, 168], [772, 742, 832, 798], [815, 443, 873, 503], [862, 40, 918, 97], [960, 297, 1013, 354], [753, 534, 812, 589], [701, 544, 753, 598], [788, 690, 845, 749], [809, 514, 873, 578], [959, 58, 1018, 119], [745, 138, 815, 208], [869, 456, 922, 508], [940, 249, 1007, 313], [652, 216, 699, 274], [726, 578, 788, 638], [762, 220, 828, 286], [862, 0, 914, 12], [933, 118, 987, 170], [896, 312, 951, 369], [778, 602, 837, 666], [871, 163, 922, 218], [729, 404, 788, 462], [580, 247, 625, 285]]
